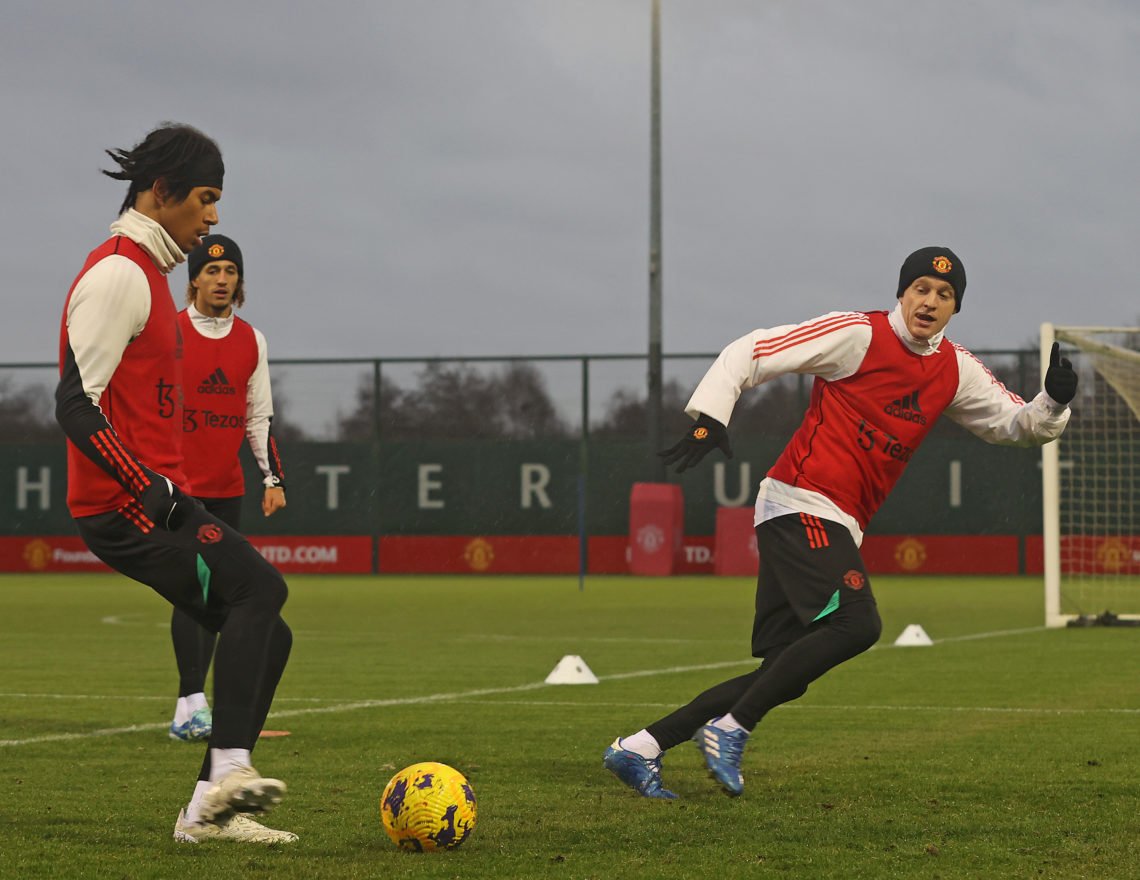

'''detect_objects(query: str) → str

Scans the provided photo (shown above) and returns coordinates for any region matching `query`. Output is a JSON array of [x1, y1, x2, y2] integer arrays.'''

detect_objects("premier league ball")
[[380, 762, 477, 852]]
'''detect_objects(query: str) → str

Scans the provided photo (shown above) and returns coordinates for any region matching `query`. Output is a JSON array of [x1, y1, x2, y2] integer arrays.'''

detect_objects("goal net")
[[1041, 325, 1140, 627]]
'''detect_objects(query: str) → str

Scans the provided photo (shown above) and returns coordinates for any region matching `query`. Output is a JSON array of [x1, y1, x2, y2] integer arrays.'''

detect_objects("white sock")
[[712, 713, 748, 734], [208, 747, 252, 782], [183, 780, 213, 825], [616, 730, 662, 760], [186, 692, 208, 712], [173, 693, 209, 725]]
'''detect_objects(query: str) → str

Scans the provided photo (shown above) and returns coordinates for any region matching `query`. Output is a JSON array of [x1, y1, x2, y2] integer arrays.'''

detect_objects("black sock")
[[172, 607, 217, 697]]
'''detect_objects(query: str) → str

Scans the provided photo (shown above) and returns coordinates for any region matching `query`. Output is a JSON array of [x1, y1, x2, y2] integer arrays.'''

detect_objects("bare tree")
[[262, 374, 310, 442], [334, 362, 570, 441], [0, 378, 60, 444], [591, 379, 692, 439], [592, 376, 811, 443]]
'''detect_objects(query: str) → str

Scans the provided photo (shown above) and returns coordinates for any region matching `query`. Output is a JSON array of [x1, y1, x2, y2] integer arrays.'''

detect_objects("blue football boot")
[[695, 723, 747, 796], [169, 707, 213, 742], [691, 716, 722, 742], [603, 739, 678, 800]]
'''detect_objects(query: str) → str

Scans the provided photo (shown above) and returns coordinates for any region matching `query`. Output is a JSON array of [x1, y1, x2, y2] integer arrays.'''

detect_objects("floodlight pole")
[[648, 0, 665, 478]]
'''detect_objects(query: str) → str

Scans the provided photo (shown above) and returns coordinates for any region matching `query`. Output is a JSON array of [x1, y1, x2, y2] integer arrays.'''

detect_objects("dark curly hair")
[[103, 123, 223, 214]]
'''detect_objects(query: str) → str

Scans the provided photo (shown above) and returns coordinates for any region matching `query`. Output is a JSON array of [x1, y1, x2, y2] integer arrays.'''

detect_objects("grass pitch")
[[1, 573, 1138, 879]]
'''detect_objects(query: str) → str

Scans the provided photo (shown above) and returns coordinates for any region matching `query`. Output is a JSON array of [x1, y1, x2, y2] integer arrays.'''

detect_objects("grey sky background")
[[4, 0, 1139, 373]]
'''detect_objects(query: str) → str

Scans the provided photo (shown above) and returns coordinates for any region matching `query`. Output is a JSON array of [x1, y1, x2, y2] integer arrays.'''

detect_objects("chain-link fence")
[[1, 349, 1038, 445], [0, 349, 1043, 542]]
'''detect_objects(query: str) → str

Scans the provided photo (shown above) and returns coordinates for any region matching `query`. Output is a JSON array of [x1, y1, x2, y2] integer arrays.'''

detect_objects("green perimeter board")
[[0, 436, 1045, 536]]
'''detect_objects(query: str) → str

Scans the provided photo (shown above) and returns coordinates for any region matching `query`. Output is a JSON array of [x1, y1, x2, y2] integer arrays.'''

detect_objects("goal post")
[[1041, 324, 1140, 627]]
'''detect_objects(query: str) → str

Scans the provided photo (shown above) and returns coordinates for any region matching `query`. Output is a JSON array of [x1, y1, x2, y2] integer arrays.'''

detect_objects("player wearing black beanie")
[[602, 244, 1078, 802], [897, 246, 967, 312]]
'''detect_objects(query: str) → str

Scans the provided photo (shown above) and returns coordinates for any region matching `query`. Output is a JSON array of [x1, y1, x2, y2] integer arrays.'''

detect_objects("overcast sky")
[[5, 0, 1139, 369]]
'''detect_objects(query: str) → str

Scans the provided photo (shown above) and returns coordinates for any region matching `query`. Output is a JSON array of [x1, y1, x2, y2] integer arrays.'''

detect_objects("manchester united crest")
[[843, 569, 866, 590], [197, 524, 223, 545], [464, 538, 494, 571], [23, 539, 52, 571], [893, 537, 927, 572]]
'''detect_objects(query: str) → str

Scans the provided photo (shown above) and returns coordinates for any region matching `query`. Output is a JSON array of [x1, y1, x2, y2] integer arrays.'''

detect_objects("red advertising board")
[[377, 535, 718, 575], [1025, 535, 1043, 575], [0, 536, 109, 572], [247, 536, 372, 573], [0, 536, 372, 574], [9, 533, 1135, 576], [379, 535, 580, 574], [860, 535, 1018, 574], [587, 535, 716, 575], [1024, 535, 1140, 575]]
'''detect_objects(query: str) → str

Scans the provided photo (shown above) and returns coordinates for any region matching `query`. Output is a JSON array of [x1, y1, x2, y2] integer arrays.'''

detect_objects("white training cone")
[[893, 624, 934, 647], [544, 654, 599, 684]]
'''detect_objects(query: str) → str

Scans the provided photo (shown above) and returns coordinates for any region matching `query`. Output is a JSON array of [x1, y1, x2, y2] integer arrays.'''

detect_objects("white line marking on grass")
[[437, 699, 1140, 716], [597, 660, 754, 681], [0, 722, 168, 745], [0, 661, 749, 747], [100, 614, 140, 625], [99, 614, 167, 629], [4, 695, 1135, 747], [0, 693, 170, 701], [460, 634, 734, 645], [787, 703, 1140, 716], [0, 625, 1068, 747], [926, 626, 1046, 644], [0, 693, 337, 703]]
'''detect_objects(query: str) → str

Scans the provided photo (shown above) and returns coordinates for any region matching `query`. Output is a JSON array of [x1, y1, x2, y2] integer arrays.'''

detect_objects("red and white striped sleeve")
[[943, 344, 1070, 445], [685, 311, 873, 425]]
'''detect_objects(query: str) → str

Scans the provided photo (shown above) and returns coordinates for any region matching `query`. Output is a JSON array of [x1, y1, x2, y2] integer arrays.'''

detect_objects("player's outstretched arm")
[[658, 413, 733, 473], [943, 344, 1072, 446], [685, 312, 873, 425]]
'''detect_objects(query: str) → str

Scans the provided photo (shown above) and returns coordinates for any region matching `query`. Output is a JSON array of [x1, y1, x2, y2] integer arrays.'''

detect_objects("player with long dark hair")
[[56, 123, 296, 843]]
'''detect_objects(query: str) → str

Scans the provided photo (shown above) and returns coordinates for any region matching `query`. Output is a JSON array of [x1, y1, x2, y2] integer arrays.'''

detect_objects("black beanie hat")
[[896, 246, 966, 312], [188, 234, 243, 280]]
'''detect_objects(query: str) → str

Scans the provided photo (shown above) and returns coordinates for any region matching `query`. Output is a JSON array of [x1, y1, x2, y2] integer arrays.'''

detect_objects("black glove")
[[141, 476, 190, 531], [658, 413, 733, 473], [1044, 341, 1077, 405]]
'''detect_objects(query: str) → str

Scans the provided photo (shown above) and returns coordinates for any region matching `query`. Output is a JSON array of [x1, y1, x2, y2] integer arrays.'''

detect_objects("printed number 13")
[[857, 420, 876, 451]]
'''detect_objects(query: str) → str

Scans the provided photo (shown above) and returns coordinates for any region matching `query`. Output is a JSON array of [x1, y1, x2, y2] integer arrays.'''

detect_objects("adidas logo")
[[883, 390, 926, 424], [197, 367, 237, 395]]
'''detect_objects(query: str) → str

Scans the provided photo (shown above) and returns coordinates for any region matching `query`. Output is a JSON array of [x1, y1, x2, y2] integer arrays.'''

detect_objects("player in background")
[[167, 234, 286, 745], [603, 246, 1079, 799], [55, 123, 296, 844]]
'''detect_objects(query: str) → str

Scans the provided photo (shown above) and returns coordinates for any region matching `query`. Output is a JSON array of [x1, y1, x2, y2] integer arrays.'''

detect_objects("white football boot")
[[197, 766, 286, 823], [174, 809, 297, 844]]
